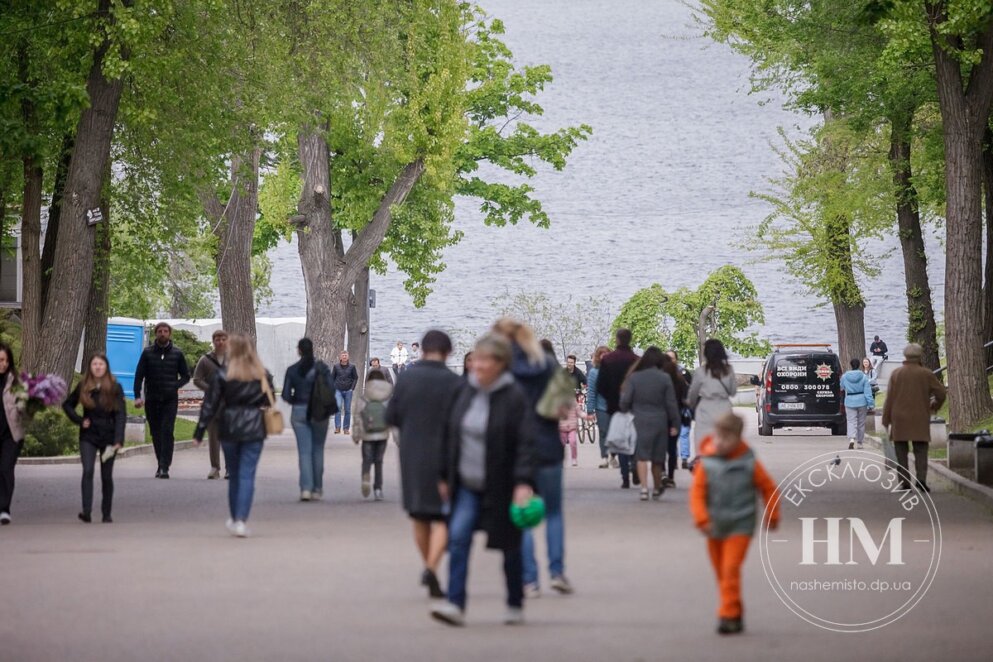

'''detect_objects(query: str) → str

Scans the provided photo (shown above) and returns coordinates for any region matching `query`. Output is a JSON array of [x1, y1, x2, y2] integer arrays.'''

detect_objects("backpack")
[[308, 363, 339, 423], [360, 399, 389, 435], [536, 366, 577, 421]]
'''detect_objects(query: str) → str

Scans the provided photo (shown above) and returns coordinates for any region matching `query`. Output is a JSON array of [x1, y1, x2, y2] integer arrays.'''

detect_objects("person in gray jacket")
[[193, 329, 228, 479], [688, 339, 738, 446], [620, 347, 681, 501]]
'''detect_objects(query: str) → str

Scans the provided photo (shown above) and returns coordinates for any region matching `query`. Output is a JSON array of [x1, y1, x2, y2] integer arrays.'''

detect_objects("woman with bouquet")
[[63, 355, 127, 523], [0, 343, 25, 525]]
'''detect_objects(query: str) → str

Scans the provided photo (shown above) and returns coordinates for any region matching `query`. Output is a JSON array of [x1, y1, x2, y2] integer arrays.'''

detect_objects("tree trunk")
[[296, 125, 425, 364], [202, 147, 260, 344], [19, 156, 43, 372], [929, 6, 993, 429], [16, 42, 42, 371], [40, 133, 75, 312], [983, 127, 993, 369], [890, 117, 940, 371], [35, 0, 130, 381], [825, 211, 866, 365], [347, 264, 371, 387], [83, 169, 111, 363], [295, 128, 346, 362]]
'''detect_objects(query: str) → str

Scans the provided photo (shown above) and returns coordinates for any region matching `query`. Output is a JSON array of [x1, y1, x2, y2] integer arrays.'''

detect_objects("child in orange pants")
[[689, 412, 779, 635]]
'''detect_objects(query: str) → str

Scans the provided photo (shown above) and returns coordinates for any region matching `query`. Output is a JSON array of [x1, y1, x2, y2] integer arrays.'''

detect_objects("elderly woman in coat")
[[431, 333, 536, 628], [619, 347, 681, 501], [881, 343, 946, 492], [688, 339, 738, 445]]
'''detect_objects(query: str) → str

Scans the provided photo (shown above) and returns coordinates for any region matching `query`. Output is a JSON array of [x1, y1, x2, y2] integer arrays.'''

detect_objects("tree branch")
[[342, 159, 425, 287]]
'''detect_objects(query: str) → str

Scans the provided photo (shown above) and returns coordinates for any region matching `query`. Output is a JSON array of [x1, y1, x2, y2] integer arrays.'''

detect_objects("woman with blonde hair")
[[63, 354, 126, 523], [194, 334, 274, 538], [491, 318, 574, 598]]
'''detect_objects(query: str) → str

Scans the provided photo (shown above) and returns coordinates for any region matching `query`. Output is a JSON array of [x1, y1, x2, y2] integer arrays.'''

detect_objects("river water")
[[261, 0, 946, 359]]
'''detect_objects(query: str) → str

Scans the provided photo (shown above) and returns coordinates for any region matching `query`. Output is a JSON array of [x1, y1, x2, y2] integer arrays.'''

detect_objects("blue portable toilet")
[[106, 318, 146, 399]]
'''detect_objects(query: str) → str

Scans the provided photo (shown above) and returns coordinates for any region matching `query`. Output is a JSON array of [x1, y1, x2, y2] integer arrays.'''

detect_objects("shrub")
[[22, 408, 79, 457]]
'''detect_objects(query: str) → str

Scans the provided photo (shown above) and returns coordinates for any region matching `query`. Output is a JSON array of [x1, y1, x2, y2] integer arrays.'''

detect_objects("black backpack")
[[308, 363, 339, 422]]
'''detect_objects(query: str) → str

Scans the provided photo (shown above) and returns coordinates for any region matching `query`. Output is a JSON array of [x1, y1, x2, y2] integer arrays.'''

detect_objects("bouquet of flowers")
[[14, 372, 69, 419]]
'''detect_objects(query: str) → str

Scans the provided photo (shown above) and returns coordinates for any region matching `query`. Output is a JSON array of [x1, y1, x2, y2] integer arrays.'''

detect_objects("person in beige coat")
[[0, 343, 26, 525], [881, 343, 947, 492]]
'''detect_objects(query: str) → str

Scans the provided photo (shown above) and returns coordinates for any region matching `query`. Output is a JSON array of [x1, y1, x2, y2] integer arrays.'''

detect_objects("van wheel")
[[758, 415, 773, 436], [830, 424, 845, 436]]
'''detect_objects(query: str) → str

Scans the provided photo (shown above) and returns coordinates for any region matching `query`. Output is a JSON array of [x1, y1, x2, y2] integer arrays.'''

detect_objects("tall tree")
[[922, 1, 993, 428]]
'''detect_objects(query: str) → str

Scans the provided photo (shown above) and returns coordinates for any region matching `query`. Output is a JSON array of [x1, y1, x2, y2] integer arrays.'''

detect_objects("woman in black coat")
[[431, 333, 536, 627], [63, 354, 127, 523], [385, 330, 463, 599]]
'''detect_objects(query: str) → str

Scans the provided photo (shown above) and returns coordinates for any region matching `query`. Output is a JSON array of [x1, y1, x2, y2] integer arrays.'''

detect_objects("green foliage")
[[22, 408, 78, 458], [611, 266, 771, 363], [0, 310, 22, 361], [752, 121, 893, 306]]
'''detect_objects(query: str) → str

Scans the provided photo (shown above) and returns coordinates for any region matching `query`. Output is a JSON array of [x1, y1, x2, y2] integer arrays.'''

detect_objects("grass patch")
[[126, 400, 197, 444], [928, 447, 946, 460]]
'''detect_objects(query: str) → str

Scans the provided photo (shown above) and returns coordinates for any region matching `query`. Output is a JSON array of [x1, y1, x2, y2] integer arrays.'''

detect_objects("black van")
[[750, 345, 846, 436]]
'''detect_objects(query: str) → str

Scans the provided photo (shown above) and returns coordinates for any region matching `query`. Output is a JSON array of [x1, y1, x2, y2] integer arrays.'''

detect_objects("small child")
[[689, 412, 779, 635], [559, 395, 581, 467], [352, 371, 394, 501]]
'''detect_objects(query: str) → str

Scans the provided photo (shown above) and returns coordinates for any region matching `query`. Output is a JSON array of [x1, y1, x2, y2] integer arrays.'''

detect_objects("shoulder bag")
[[260, 376, 284, 435]]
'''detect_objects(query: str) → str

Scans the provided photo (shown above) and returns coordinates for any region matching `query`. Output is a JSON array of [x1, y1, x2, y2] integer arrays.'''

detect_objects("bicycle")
[[576, 388, 599, 446]]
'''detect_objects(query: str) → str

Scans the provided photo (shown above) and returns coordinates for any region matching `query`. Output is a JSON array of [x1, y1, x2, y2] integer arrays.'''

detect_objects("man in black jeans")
[[134, 322, 191, 478], [596, 329, 641, 488]]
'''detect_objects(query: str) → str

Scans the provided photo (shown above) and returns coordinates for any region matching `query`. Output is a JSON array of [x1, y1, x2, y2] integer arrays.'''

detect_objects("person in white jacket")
[[390, 341, 409, 374]]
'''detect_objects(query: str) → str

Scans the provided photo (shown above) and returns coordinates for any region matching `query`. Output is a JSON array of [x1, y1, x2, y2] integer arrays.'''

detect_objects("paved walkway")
[[1, 418, 990, 661]]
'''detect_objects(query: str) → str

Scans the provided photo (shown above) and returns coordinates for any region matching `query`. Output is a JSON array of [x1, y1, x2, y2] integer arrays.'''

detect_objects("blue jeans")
[[221, 440, 264, 522], [522, 464, 564, 586], [619, 453, 634, 482], [290, 405, 329, 492], [595, 409, 610, 459], [334, 389, 353, 430], [447, 487, 524, 611], [678, 416, 692, 459]]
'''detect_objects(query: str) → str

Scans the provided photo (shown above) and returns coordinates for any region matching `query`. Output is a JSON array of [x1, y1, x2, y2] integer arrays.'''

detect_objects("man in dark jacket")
[[134, 322, 191, 478], [331, 351, 359, 435], [565, 354, 587, 390], [869, 335, 888, 373], [597, 328, 640, 488]]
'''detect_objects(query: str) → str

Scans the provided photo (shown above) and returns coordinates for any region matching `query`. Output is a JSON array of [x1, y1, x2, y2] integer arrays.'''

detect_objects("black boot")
[[78, 512, 91, 523], [717, 617, 743, 635]]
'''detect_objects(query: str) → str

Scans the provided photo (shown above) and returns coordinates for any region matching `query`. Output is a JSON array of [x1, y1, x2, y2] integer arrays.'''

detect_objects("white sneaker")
[[430, 601, 465, 627], [598, 460, 609, 469], [609, 456, 619, 469], [374, 489, 384, 501], [300, 490, 312, 502], [0, 512, 10, 525], [225, 518, 236, 534], [233, 521, 249, 538], [848, 438, 856, 450], [101, 446, 118, 463], [571, 460, 578, 467], [550, 575, 574, 594], [524, 583, 540, 599], [311, 490, 322, 500], [504, 607, 525, 625], [857, 441, 864, 450]]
